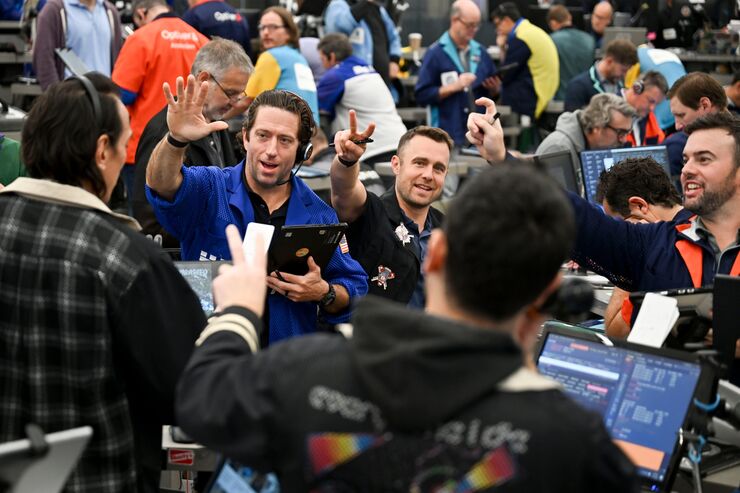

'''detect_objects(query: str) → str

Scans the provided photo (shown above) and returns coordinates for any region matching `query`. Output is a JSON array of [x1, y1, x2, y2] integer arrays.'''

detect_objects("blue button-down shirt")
[[402, 211, 433, 309], [63, 0, 112, 78]]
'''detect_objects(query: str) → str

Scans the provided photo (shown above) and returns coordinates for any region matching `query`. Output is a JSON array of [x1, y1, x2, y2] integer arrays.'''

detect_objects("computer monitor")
[[533, 150, 579, 194], [535, 326, 704, 492], [602, 27, 648, 47], [580, 145, 670, 204], [175, 261, 228, 315]]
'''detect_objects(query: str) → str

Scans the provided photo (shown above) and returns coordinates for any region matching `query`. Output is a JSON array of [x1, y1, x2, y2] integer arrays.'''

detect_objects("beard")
[[684, 173, 736, 217]]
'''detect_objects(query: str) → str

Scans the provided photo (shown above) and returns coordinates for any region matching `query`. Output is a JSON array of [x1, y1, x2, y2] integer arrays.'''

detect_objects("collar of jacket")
[[438, 30, 482, 75], [225, 160, 314, 225], [380, 188, 443, 231], [0, 177, 141, 230]]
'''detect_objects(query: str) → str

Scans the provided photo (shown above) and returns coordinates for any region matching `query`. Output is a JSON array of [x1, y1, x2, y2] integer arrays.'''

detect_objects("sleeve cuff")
[[390, 55, 400, 63], [196, 307, 263, 352]]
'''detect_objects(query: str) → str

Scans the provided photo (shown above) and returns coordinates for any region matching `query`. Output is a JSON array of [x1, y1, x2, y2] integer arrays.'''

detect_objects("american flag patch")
[[339, 235, 349, 254]]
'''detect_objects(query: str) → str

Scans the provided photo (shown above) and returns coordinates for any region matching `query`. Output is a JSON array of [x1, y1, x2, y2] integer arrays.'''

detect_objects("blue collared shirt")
[[402, 211, 433, 309], [63, 0, 112, 78]]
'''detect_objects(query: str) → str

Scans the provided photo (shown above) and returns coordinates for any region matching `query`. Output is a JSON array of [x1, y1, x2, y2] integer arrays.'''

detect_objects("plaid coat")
[[0, 179, 205, 492]]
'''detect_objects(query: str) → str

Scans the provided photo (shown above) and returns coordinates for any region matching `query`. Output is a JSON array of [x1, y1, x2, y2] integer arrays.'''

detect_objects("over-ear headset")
[[295, 139, 313, 166], [69, 74, 102, 128], [274, 91, 315, 186], [632, 79, 645, 95]]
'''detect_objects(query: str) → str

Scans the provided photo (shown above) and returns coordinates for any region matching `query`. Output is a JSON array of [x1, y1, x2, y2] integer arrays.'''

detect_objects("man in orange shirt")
[[112, 0, 208, 213]]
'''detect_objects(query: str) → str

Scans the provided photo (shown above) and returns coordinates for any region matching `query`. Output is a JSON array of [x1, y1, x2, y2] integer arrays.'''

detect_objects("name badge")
[[441, 70, 459, 86]]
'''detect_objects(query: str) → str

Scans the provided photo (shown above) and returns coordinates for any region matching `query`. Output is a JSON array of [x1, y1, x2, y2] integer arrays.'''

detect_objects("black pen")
[[329, 138, 374, 147], [489, 112, 501, 125]]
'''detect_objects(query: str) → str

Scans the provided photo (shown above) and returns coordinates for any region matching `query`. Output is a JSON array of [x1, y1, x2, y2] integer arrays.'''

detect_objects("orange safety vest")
[[621, 220, 740, 324], [625, 111, 665, 147]]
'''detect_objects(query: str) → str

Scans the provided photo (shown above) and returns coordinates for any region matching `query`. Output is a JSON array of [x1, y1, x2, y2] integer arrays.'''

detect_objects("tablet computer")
[[269, 224, 348, 276], [0, 426, 93, 493], [628, 286, 713, 320]]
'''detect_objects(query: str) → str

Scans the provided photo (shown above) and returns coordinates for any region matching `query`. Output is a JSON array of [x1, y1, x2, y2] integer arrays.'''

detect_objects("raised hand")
[[466, 97, 506, 162], [332, 110, 376, 164], [163, 75, 229, 143], [212, 225, 268, 316]]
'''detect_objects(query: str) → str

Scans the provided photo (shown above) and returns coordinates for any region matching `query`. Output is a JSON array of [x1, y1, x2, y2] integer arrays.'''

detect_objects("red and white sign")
[[168, 449, 195, 466]]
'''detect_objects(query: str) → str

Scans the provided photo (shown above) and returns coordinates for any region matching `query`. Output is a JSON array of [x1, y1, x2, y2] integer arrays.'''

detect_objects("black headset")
[[295, 138, 313, 166], [70, 74, 102, 128], [632, 78, 645, 95], [274, 92, 315, 186]]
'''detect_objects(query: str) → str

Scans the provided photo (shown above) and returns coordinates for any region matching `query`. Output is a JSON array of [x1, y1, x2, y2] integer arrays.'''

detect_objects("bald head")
[[449, 0, 481, 47], [451, 0, 481, 20], [591, 1, 613, 35]]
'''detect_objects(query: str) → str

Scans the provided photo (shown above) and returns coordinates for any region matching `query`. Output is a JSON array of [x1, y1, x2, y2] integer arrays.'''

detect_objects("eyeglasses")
[[606, 124, 632, 139], [456, 16, 480, 30], [210, 74, 246, 104], [257, 24, 286, 32]]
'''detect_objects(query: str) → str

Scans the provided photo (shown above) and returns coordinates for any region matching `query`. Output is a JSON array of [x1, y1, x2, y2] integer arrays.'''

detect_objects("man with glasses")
[[490, 2, 559, 120], [112, 0, 209, 214], [415, 0, 498, 146], [536, 93, 637, 189], [132, 38, 253, 248]]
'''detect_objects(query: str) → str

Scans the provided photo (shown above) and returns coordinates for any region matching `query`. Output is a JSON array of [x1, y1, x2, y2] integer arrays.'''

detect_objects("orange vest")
[[625, 111, 665, 147], [621, 220, 740, 324]]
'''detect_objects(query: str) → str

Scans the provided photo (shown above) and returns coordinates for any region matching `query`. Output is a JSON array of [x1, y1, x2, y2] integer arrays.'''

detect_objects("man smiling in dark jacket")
[[175, 164, 638, 492]]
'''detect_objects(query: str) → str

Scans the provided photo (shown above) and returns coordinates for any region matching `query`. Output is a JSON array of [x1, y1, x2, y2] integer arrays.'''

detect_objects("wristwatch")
[[319, 283, 336, 308]]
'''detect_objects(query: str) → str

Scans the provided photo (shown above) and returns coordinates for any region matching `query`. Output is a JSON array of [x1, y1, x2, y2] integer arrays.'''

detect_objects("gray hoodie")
[[536, 110, 587, 192]]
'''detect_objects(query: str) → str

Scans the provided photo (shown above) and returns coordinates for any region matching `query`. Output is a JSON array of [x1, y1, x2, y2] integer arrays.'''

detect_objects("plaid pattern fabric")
[[0, 195, 144, 492]]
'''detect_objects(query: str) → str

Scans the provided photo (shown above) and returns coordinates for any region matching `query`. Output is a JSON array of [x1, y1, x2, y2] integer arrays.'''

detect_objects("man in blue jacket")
[[145, 79, 368, 344], [415, 0, 497, 146], [468, 101, 740, 296]]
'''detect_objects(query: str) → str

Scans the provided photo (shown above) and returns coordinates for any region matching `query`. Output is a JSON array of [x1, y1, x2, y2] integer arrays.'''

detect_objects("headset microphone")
[[274, 141, 313, 187]]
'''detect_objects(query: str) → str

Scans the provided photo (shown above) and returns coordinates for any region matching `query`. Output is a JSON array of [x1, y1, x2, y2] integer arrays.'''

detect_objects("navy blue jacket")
[[182, 0, 251, 58], [565, 64, 623, 112], [569, 192, 740, 292], [415, 31, 497, 145]]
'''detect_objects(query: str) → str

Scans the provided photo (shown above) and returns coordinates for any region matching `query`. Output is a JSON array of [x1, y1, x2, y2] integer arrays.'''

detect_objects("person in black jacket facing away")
[[175, 160, 639, 492], [133, 38, 253, 248], [0, 73, 205, 493]]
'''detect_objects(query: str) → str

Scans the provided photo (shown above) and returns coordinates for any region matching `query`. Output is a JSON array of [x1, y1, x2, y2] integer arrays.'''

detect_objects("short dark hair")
[[685, 112, 740, 169], [131, 0, 166, 10], [21, 73, 123, 199], [444, 164, 575, 321], [317, 33, 353, 63], [603, 39, 638, 66], [491, 2, 521, 22], [547, 4, 571, 24], [667, 72, 727, 110], [595, 158, 681, 216], [397, 126, 454, 158], [640, 70, 669, 95], [261, 7, 300, 49], [243, 90, 316, 145]]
